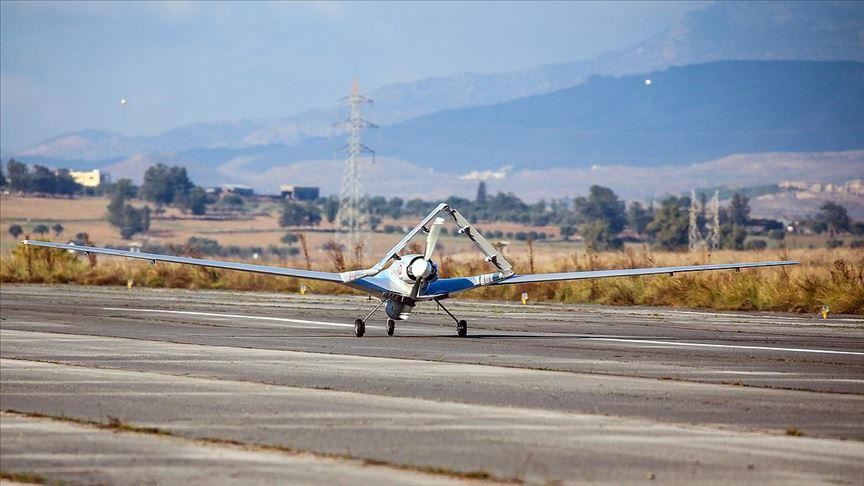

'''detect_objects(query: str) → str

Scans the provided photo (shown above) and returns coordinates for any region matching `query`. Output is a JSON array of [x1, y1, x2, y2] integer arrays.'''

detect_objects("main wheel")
[[386, 319, 395, 336], [354, 318, 365, 337], [457, 319, 468, 337]]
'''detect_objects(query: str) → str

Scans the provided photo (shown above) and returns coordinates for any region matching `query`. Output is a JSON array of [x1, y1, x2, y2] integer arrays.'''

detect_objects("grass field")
[[2, 195, 861, 314], [0, 195, 559, 263]]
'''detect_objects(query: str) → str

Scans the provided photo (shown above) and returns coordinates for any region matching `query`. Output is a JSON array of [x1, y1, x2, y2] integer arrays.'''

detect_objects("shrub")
[[745, 239, 767, 251]]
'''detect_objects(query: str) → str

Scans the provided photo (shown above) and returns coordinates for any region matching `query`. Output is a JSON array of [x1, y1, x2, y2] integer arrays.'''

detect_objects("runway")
[[1, 284, 862, 484]]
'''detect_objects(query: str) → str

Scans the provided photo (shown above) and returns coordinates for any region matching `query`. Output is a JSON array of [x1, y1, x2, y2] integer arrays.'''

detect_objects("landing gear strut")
[[354, 299, 385, 337], [436, 299, 468, 337]]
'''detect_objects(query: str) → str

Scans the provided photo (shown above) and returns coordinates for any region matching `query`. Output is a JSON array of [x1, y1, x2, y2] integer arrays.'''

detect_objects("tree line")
[[2, 159, 83, 195], [7, 159, 860, 249], [278, 181, 863, 251]]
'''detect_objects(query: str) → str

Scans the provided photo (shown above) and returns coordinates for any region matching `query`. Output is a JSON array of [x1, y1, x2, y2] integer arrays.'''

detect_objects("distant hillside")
[[12, 1, 864, 160], [375, 60, 864, 171], [196, 61, 863, 173]]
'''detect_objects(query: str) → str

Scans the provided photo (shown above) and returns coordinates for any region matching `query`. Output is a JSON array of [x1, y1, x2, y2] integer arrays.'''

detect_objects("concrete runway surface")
[[1, 284, 862, 484]]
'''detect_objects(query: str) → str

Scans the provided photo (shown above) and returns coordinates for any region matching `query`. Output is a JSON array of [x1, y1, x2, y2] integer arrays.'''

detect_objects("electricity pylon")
[[688, 190, 705, 251], [335, 81, 377, 262], [707, 190, 720, 251]]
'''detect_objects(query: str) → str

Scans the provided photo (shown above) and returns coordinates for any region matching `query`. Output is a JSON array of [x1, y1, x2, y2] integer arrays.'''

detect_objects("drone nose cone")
[[410, 259, 433, 279]]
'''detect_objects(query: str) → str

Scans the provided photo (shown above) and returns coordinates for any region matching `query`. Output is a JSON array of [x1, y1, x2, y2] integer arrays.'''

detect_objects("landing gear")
[[354, 299, 385, 337], [387, 319, 396, 336], [436, 299, 468, 337]]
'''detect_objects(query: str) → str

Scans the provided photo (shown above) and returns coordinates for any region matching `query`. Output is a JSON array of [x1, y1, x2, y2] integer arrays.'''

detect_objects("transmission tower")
[[335, 81, 377, 259], [707, 190, 720, 251], [688, 190, 705, 251]]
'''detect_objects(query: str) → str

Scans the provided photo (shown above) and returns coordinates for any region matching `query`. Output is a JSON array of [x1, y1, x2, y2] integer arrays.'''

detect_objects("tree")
[[281, 233, 299, 245], [719, 218, 747, 250], [728, 193, 750, 227], [817, 201, 851, 235], [107, 193, 150, 239], [574, 186, 626, 250], [33, 224, 50, 236], [29, 165, 57, 194], [110, 178, 139, 200], [221, 194, 244, 208], [627, 201, 653, 235], [8, 224, 23, 239], [323, 197, 339, 223], [579, 220, 622, 251], [51, 223, 64, 237], [646, 196, 689, 251], [54, 169, 82, 195], [476, 181, 488, 205], [386, 197, 404, 219], [0, 164, 5, 187], [574, 186, 627, 233], [715, 193, 751, 250], [139, 164, 193, 206], [177, 186, 208, 215], [7, 159, 29, 192], [279, 201, 321, 227], [559, 224, 577, 241]]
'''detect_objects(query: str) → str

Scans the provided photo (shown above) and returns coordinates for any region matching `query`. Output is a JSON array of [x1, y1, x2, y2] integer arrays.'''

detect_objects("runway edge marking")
[[585, 337, 864, 356]]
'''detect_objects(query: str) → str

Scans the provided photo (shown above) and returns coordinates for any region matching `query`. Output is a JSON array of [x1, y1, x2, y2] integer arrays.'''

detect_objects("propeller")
[[409, 217, 445, 299], [424, 217, 444, 261]]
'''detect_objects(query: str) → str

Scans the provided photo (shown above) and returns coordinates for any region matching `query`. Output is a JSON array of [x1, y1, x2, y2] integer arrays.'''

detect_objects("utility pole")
[[335, 81, 377, 263]]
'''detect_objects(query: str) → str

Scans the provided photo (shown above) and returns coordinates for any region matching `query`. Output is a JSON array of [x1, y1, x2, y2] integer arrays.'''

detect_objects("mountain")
[[172, 60, 863, 174], [373, 60, 864, 171], [12, 1, 864, 160]]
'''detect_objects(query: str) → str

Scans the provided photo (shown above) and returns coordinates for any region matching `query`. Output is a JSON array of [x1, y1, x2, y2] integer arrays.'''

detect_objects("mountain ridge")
[[10, 1, 863, 161]]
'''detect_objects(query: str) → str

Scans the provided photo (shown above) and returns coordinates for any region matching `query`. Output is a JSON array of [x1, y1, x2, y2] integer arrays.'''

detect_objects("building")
[[280, 185, 320, 201], [69, 169, 106, 188], [222, 184, 254, 196]]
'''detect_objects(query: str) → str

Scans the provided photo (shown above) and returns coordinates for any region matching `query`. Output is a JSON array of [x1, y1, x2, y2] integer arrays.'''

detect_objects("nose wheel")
[[387, 319, 396, 336]]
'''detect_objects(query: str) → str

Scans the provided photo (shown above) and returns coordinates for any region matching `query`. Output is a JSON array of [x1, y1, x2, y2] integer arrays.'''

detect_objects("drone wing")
[[423, 260, 797, 298], [497, 260, 797, 285], [21, 240, 343, 283]]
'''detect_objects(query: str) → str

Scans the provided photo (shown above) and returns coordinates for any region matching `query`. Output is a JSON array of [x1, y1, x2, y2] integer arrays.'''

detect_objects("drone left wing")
[[22, 240, 343, 283], [498, 260, 798, 285], [423, 260, 797, 298]]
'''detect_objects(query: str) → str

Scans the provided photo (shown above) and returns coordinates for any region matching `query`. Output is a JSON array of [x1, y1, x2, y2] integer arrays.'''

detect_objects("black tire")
[[457, 319, 468, 337], [354, 319, 365, 337], [387, 319, 395, 336]]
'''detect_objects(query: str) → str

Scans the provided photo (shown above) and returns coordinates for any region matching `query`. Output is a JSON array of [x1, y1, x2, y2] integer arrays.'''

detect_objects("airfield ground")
[[1, 285, 862, 484]]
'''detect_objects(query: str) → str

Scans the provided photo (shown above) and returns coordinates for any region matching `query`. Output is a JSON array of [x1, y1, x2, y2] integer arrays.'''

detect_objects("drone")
[[24, 203, 797, 337]]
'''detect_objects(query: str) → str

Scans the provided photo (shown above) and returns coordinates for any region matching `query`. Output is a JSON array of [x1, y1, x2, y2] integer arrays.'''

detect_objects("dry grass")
[[453, 247, 863, 314], [2, 242, 861, 314]]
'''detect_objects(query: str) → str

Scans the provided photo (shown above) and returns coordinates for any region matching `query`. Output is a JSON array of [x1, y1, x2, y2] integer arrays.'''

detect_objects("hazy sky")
[[1, 1, 707, 149]]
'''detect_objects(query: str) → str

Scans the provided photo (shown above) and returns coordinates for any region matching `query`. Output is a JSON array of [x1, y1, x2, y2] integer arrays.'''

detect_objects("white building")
[[69, 169, 105, 188]]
